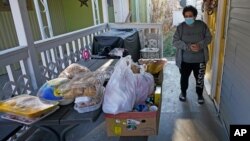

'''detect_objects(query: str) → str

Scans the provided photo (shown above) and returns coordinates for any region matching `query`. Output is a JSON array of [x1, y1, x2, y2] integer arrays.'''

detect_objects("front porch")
[[0, 1, 230, 141], [26, 62, 228, 141]]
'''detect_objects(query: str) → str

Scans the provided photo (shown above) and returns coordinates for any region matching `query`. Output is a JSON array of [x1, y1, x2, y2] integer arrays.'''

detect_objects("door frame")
[[210, 0, 231, 110]]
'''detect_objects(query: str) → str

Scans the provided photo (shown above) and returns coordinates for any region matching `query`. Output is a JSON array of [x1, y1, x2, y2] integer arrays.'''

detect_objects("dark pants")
[[179, 62, 206, 97]]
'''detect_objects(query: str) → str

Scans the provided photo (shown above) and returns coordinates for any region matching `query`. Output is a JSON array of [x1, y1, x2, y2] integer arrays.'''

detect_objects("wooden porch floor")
[[26, 61, 229, 141]]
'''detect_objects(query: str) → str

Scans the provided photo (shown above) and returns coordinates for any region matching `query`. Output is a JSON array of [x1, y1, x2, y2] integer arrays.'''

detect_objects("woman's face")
[[184, 11, 195, 18]]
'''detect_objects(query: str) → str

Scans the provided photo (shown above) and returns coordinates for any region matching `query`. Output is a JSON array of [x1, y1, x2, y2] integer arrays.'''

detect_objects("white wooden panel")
[[220, 0, 250, 130]]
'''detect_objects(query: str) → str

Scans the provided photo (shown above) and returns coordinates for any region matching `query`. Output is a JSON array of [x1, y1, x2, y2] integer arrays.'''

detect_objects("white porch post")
[[146, 0, 151, 23], [34, 0, 48, 67], [33, 0, 46, 39], [91, 0, 96, 25], [9, 0, 42, 89], [33, 0, 56, 64], [102, 0, 109, 23], [33, 0, 54, 38], [95, 0, 101, 24], [42, 0, 56, 63], [43, 0, 54, 37], [92, 0, 100, 25], [120, 0, 124, 22], [135, 0, 140, 23]]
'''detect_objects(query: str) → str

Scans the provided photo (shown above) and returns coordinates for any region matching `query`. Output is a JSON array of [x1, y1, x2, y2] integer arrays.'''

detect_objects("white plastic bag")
[[103, 56, 137, 114], [134, 69, 155, 105]]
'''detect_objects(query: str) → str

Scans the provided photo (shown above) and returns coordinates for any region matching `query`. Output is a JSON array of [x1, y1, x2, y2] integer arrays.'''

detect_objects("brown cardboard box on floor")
[[104, 87, 162, 136]]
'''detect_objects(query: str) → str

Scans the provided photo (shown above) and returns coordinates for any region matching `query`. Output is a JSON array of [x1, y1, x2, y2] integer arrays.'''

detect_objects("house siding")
[[220, 0, 250, 131]]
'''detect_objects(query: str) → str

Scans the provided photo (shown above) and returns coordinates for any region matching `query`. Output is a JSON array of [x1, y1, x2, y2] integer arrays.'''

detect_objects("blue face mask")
[[185, 18, 195, 25]]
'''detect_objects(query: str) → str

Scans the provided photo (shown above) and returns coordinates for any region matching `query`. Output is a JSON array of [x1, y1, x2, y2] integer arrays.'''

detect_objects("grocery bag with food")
[[134, 68, 155, 105], [103, 56, 137, 114]]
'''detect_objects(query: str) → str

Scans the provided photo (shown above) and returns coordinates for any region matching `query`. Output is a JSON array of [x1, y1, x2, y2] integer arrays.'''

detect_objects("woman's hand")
[[190, 44, 200, 52]]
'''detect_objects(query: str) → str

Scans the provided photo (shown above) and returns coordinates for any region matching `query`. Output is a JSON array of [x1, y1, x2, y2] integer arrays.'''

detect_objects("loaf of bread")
[[58, 63, 90, 79], [61, 73, 100, 99], [63, 86, 97, 99]]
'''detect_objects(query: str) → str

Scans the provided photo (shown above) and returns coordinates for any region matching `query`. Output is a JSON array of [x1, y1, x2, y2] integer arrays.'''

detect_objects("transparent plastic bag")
[[108, 48, 124, 57], [103, 56, 137, 114], [58, 63, 90, 79], [134, 70, 155, 105], [58, 71, 105, 99], [37, 78, 70, 101], [74, 87, 105, 113]]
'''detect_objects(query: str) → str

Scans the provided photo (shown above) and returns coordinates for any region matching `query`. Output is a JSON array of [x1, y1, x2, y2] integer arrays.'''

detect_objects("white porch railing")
[[0, 21, 163, 98]]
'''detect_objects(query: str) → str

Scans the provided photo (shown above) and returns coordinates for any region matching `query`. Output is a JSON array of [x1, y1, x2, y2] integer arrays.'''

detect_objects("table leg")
[[60, 124, 79, 141], [39, 126, 60, 141]]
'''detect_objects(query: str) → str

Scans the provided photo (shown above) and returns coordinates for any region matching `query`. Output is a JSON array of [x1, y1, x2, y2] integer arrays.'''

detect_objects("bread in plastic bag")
[[58, 63, 90, 79], [74, 87, 105, 113], [103, 56, 137, 114], [58, 71, 105, 99]]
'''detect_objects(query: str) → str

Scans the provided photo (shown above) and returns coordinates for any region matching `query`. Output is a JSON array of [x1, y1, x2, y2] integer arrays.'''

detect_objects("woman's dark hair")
[[182, 5, 198, 17]]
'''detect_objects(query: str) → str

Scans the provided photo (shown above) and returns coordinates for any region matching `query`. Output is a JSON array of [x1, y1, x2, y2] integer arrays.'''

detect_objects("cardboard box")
[[105, 87, 162, 136], [153, 69, 163, 85], [154, 86, 161, 106]]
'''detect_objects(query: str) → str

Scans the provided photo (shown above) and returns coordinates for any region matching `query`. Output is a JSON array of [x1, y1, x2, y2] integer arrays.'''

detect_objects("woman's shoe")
[[179, 93, 186, 102]]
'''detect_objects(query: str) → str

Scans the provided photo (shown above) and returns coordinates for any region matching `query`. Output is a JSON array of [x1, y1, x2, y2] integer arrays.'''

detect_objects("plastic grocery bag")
[[103, 56, 137, 114], [134, 69, 155, 104]]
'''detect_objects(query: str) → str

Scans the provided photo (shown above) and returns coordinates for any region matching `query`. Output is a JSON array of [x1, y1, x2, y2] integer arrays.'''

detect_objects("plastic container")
[[0, 94, 58, 118], [1, 106, 59, 125], [74, 87, 104, 113]]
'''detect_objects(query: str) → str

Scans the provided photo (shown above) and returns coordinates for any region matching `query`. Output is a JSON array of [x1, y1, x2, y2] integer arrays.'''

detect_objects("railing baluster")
[[86, 36, 90, 50], [72, 40, 79, 62], [90, 34, 94, 45], [83, 37, 87, 49], [41, 52, 47, 67], [58, 45, 64, 59], [19, 60, 27, 75], [77, 38, 82, 51], [5, 65, 17, 94], [66, 42, 71, 64], [50, 48, 56, 63], [72, 40, 76, 53], [45, 50, 51, 64]]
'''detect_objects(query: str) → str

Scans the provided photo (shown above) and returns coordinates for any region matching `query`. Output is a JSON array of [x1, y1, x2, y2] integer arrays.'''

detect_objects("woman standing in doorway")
[[173, 5, 212, 104]]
